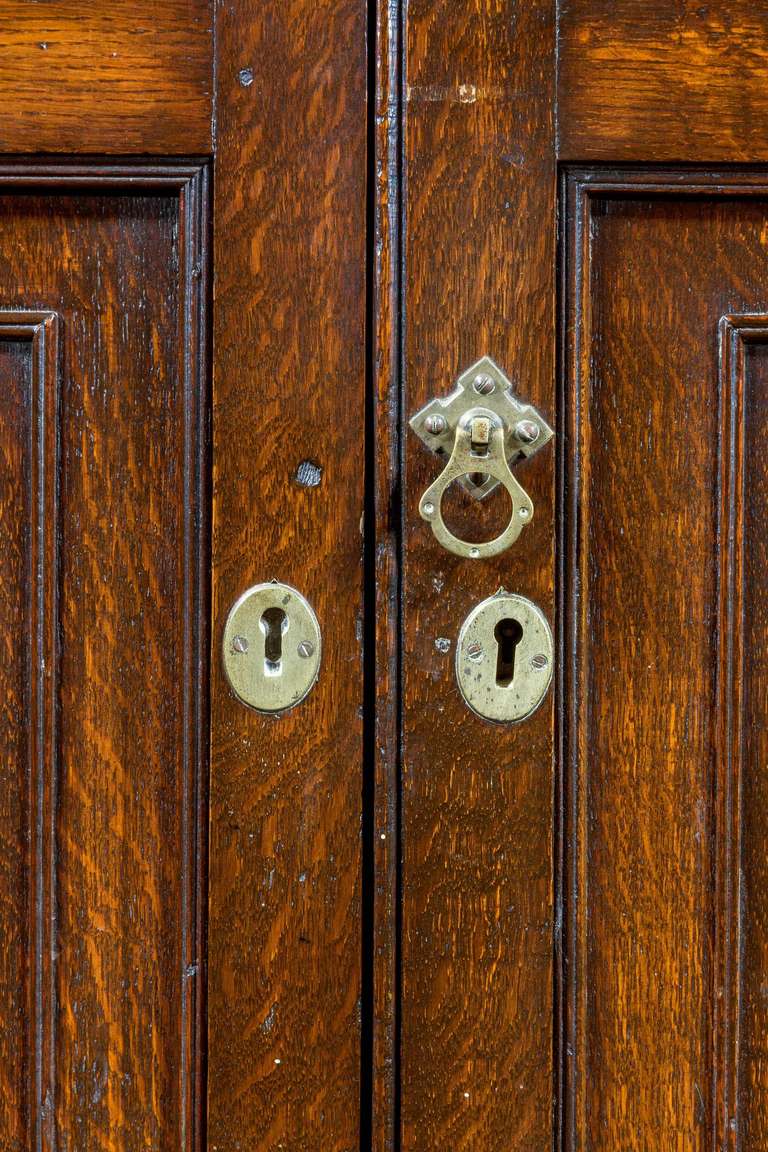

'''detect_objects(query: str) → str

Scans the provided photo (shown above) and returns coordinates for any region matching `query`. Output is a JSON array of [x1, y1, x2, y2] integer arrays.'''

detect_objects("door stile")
[[208, 2, 369, 1148], [397, 2, 558, 1146]]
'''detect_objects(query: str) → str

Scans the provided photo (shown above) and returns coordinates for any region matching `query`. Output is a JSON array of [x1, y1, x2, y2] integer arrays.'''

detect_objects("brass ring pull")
[[410, 356, 553, 560], [418, 419, 533, 560]]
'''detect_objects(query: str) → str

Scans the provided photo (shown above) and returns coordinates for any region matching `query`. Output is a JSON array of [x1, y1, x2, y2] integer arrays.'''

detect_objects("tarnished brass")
[[410, 355, 553, 559], [456, 591, 553, 723], [222, 582, 321, 713]]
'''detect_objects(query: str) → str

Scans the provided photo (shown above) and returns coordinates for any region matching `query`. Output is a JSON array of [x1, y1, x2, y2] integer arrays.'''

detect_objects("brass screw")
[[472, 373, 496, 396], [232, 635, 249, 654], [466, 641, 484, 661], [297, 640, 315, 659], [425, 414, 447, 435], [515, 419, 540, 444], [530, 653, 548, 670]]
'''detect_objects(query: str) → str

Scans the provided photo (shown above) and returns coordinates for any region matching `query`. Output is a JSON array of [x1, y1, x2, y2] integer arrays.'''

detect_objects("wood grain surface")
[[558, 1, 768, 162], [0, 165, 208, 1152], [563, 170, 768, 1152], [399, 2, 557, 1148], [4, 6, 768, 1152], [0, 1, 213, 154], [207, 3, 368, 1148]]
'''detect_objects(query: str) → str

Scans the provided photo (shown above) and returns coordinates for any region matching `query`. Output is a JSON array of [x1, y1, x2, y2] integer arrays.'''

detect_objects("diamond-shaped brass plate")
[[409, 355, 553, 500]]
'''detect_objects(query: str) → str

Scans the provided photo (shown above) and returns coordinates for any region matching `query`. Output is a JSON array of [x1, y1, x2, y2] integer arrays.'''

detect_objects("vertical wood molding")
[[560, 171, 591, 1152], [176, 164, 212, 1152], [715, 314, 768, 1152], [370, 0, 404, 1147], [0, 310, 59, 1152]]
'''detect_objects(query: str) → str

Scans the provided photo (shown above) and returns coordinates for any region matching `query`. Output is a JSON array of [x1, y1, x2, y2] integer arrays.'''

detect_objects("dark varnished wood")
[[399, 2, 556, 1147], [0, 2, 213, 154], [0, 164, 209, 1152], [563, 170, 768, 1152], [0, 312, 58, 1152], [558, 2, 768, 162], [207, 4, 368, 1148], [5, 6, 768, 1152]]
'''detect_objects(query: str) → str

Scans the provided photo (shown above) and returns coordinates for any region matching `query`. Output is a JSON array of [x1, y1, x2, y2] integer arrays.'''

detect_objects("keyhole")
[[494, 617, 523, 688], [261, 607, 288, 676]]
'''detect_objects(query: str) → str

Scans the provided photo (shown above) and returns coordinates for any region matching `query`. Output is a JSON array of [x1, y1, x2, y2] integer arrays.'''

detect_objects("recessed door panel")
[[564, 172, 768, 1151], [0, 169, 208, 1151]]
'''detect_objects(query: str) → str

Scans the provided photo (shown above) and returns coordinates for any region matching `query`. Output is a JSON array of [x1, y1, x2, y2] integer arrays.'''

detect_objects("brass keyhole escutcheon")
[[456, 591, 553, 723], [223, 582, 321, 714]]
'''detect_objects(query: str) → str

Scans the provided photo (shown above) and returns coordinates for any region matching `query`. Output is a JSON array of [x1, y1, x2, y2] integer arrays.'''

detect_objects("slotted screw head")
[[425, 414, 447, 435], [515, 419, 540, 444], [231, 635, 249, 654], [466, 641, 484, 661], [472, 373, 496, 396], [297, 640, 315, 659]]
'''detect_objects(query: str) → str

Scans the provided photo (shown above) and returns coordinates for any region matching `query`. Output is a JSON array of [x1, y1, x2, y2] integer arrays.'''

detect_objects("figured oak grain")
[[5, 5, 768, 1151], [400, 2, 557, 1148], [558, 1, 768, 162], [0, 1, 213, 154], [208, 3, 368, 1149], [563, 172, 768, 1152], [0, 167, 208, 1152]]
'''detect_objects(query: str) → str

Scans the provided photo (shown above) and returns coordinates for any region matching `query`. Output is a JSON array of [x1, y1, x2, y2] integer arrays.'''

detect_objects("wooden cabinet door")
[[1, 3, 768, 1151]]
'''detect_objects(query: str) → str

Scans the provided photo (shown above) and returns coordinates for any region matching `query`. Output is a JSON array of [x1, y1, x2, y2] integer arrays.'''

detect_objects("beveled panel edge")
[[0, 156, 209, 186], [0, 309, 59, 1151], [175, 162, 212, 1152], [558, 168, 592, 1152], [715, 313, 768, 1152]]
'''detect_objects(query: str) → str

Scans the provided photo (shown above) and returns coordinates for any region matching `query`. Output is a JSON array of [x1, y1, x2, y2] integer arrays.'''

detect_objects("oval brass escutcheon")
[[222, 582, 321, 714], [456, 591, 553, 723]]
